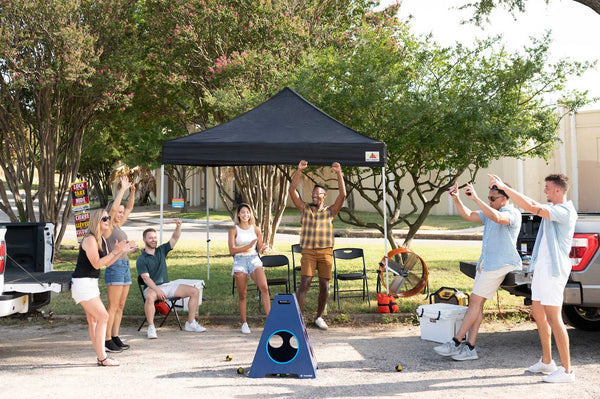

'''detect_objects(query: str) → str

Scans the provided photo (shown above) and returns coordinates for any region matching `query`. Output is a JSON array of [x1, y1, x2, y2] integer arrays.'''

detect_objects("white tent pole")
[[206, 167, 210, 280], [160, 164, 164, 244], [382, 166, 388, 294]]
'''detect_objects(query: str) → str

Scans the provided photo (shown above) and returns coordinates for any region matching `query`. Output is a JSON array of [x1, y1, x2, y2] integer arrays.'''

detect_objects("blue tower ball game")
[[248, 294, 317, 378]]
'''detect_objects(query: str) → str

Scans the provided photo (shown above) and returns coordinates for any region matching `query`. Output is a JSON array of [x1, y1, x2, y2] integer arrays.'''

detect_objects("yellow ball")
[[225, 355, 232, 361], [237, 367, 245, 374], [395, 364, 403, 372]]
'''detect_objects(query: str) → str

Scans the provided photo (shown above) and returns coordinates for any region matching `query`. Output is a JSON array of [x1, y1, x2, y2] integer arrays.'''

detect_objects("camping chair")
[[333, 248, 371, 310], [291, 244, 302, 292], [136, 275, 183, 331], [260, 254, 291, 295]]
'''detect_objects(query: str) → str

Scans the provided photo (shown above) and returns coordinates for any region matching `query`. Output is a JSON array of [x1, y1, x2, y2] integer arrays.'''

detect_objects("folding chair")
[[333, 248, 371, 310], [136, 275, 183, 331], [260, 254, 291, 295], [291, 244, 302, 292]]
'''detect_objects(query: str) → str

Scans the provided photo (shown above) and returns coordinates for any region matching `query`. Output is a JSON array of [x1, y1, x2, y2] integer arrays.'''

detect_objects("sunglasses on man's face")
[[488, 196, 504, 202], [101, 215, 111, 222]]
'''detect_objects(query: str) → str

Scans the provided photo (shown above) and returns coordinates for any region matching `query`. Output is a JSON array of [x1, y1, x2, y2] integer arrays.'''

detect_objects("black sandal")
[[97, 356, 120, 367]]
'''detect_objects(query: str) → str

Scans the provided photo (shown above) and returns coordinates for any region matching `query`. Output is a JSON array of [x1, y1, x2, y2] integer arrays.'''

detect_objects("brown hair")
[[143, 228, 157, 240], [545, 174, 570, 192], [235, 203, 256, 226]]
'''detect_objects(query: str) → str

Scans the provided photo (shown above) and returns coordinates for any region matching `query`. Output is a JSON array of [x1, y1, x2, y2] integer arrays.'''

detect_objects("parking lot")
[[1, 317, 599, 398]]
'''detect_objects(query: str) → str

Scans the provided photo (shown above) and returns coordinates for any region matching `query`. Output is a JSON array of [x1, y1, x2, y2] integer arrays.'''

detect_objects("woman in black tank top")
[[71, 209, 133, 366]]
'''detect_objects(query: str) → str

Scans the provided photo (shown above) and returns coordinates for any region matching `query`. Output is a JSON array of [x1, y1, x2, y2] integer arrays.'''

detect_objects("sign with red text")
[[71, 181, 90, 242]]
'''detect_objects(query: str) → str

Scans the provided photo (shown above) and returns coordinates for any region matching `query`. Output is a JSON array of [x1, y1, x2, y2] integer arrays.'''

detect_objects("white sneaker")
[[451, 345, 478, 361], [315, 317, 328, 330], [433, 340, 462, 356], [185, 320, 207, 333], [241, 322, 251, 334], [528, 358, 558, 374], [542, 366, 575, 383], [147, 324, 158, 339]]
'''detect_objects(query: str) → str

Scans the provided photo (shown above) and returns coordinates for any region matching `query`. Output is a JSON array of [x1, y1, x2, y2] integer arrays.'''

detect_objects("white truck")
[[0, 223, 71, 317]]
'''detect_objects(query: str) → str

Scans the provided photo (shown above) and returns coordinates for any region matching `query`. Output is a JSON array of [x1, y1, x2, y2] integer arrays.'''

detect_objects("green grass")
[[165, 207, 480, 230], [43, 240, 524, 320]]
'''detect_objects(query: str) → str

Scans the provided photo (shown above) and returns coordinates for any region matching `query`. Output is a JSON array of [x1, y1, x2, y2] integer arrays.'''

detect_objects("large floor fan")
[[378, 247, 429, 298]]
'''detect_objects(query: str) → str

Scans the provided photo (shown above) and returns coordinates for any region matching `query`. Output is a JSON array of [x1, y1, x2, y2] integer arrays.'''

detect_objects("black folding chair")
[[333, 248, 371, 310], [136, 275, 183, 331], [260, 254, 291, 295], [291, 244, 302, 292]]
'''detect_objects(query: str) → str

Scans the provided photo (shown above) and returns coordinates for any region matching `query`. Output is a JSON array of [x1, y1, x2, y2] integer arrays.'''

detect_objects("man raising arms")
[[488, 174, 577, 383], [289, 160, 346, 330]]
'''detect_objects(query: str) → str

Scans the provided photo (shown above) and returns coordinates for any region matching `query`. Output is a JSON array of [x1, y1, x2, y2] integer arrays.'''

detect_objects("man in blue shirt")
[[136, 220, 206, 339], [434, 182, 521, 361], [489, 173, 577, 383]]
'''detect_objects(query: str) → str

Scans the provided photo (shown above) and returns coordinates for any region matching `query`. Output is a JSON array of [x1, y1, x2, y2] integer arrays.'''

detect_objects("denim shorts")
[[104, 259, 132, 286], [231, 254, 263, 276]]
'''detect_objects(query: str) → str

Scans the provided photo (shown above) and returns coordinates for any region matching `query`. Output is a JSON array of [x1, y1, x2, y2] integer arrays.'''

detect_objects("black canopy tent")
[[160, 87, 388, 280]]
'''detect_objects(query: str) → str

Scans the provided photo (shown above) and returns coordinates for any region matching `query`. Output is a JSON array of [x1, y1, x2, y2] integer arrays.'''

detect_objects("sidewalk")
[[127, 205, 483, 241]]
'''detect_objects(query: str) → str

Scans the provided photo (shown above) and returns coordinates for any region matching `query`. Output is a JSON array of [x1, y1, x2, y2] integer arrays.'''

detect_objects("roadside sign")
[[71, 181, 90, 242], [172, 198, 184, 208]]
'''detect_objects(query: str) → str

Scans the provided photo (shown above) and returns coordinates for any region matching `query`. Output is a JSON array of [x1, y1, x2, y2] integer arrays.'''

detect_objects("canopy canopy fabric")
[[161, 87, 386, 167]]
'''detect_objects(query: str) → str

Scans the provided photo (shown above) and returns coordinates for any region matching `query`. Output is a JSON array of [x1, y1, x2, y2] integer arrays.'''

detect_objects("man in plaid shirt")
[[289, 160, 346, 330]]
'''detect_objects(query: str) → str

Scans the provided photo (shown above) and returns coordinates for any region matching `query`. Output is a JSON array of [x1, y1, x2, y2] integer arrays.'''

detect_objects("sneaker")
[[241, 322, 251, 334], [105, 339, 123, 353], [433, 340, 462, 357], [528, 358, 558, 374], [315, 317, 328, 330], [542, 366, 575, 383], [185, 320, 207, 333], [111, 336, 130, 350], [147, 324, 158, 339], [451, 345, 478, 361]]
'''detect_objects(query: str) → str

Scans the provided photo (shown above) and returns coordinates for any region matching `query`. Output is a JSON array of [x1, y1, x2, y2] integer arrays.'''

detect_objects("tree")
[[293, 8, 593, 249], [0, 0, 139, 249], [461, 0, 600, 22]]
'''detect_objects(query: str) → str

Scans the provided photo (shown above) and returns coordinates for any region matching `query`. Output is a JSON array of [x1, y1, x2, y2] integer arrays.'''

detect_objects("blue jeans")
[[104, 259, 132, 286]]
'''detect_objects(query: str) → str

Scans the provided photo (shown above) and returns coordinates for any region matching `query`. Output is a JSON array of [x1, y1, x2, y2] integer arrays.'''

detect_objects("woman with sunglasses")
[[103, 176, 136, 353], [71, 209, 134, 366]]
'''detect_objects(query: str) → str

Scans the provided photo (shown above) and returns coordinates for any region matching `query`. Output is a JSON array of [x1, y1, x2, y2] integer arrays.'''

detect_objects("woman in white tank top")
[[228, 203, 270, 334]]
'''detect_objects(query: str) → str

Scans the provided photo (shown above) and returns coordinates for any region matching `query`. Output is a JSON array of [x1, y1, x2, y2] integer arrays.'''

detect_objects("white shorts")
[[472, 265, 516, 299], [531, 261, 569, 307], [145, 281, 180, 299], [71, 278, 100, 304]]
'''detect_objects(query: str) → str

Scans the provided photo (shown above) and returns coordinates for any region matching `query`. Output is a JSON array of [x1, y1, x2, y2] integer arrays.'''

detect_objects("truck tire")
[[563, 305, 600, 331]]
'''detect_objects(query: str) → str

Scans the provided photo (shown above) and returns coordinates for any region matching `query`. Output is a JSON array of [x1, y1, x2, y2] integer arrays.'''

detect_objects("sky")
[[391, 0, 600, 110]]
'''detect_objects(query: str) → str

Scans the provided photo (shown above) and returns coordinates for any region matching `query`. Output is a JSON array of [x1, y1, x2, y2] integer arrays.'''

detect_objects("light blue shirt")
[[477, 204, 522, 271], [530, 201, 577, 277]]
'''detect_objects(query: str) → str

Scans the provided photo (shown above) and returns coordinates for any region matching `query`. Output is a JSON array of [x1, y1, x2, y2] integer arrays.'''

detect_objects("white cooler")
[[416, 303, 468, 343], [169, 279, 205, 311]]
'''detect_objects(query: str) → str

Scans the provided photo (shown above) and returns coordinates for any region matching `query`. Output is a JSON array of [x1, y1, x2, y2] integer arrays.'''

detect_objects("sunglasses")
[[101, 215, 111, 222], [488, 196, 504, 202]]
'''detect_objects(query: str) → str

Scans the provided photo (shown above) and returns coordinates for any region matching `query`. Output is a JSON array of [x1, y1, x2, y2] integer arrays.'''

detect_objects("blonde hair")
[[235, 203, 256, 226], [85, 209, 110, 249]]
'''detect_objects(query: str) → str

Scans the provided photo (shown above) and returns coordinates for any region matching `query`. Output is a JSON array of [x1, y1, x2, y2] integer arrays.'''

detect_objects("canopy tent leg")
[[382, 166, 389, 294], [206, 167, 210, 280], [160, 164, 164, 244]]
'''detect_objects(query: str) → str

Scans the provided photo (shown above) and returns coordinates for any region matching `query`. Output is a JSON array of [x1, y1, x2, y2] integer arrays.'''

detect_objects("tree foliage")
[[461, 0, 600, 24], [293, 7, 593, 249], [135, 0, 375, 243], [0, 0, 139, 248]]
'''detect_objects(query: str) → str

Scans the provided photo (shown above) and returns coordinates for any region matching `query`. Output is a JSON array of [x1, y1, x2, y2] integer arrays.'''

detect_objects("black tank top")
[[72, 236, 108, 279]]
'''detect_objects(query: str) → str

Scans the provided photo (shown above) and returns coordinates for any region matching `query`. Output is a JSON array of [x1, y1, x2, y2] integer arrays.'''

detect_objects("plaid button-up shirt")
[[299, 203, 334, 249]]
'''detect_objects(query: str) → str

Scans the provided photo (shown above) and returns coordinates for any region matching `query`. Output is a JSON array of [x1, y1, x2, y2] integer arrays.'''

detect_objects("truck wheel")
[[563, 305, 600, 331]]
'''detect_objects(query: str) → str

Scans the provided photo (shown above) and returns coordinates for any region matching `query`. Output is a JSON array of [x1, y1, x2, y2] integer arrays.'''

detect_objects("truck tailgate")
[[4, 270, 72, 293]]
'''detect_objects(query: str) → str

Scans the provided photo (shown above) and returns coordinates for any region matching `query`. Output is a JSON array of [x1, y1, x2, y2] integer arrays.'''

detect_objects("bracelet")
[[536, 207, 542, 216]]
